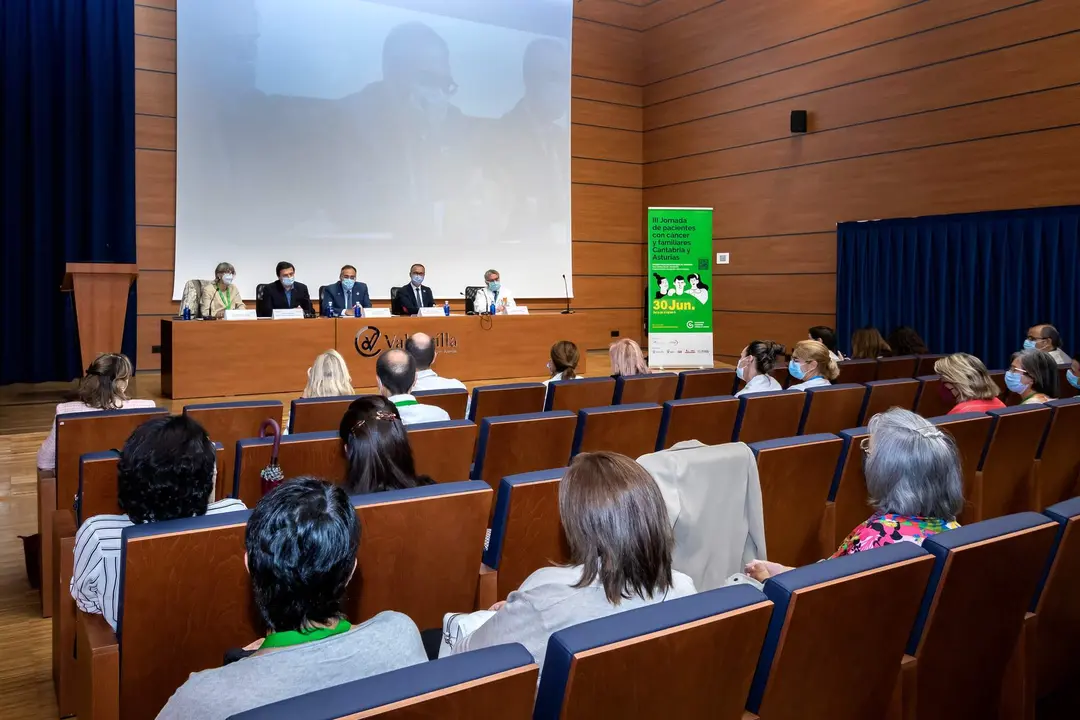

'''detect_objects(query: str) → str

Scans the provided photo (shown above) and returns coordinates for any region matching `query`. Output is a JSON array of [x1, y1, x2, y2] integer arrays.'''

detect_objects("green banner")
[[647, 207, 714, 367]]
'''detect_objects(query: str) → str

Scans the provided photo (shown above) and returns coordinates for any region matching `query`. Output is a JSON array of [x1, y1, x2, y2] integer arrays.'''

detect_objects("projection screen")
[[174, 0, 573, 302]]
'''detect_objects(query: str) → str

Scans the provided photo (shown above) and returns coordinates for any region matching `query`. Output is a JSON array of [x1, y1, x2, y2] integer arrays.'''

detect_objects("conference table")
[[160, 313, 590, 399]]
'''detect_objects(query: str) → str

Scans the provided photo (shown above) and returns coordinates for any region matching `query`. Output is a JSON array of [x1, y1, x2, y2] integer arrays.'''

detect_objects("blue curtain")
[[1, 0, 135, 384], [837, 206, 1080, 370]]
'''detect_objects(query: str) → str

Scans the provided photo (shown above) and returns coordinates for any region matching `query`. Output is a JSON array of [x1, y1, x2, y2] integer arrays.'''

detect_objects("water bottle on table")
[[354, 303, 362, 318], [326, 300, 334, 318], [182, 306, 191, 321], [489, 302, 496, 315], [443, 301, 450, 316]]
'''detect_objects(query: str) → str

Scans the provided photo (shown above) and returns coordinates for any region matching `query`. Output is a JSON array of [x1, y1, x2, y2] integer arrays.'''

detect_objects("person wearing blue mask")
[[1024, 324, 1072, 365], [257, 261, 315, 317], [787, 340, 839, 391], [733, 340, 785, 398], [393, 263, 434, 316], [322, 265, 371, 317], [1067, 359, 1080, 393], [472, 268, 516, 314], [1006, 349, 1059, 405]]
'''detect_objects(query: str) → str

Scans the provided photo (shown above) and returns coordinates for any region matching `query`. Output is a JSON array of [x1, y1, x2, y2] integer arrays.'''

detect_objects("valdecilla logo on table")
[[354, 326, 459, 358]]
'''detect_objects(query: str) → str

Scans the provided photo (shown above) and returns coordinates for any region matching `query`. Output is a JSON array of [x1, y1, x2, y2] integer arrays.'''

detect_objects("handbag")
[[259, 418, 285, 496]]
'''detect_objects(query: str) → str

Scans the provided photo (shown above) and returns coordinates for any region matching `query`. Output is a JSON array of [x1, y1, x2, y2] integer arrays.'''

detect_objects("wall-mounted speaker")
[[790, 110, 808, 134]]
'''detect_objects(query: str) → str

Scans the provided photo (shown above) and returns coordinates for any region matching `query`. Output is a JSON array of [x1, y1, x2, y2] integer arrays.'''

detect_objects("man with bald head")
[[405, 333, 466, 392], [375, 349, 451, 425]]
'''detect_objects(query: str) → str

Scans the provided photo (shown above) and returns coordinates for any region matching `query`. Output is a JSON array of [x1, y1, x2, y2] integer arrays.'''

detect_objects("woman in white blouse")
[[734, 341, 786, 397], [787, 339, 840, 391], [543, 340, 583, 386]]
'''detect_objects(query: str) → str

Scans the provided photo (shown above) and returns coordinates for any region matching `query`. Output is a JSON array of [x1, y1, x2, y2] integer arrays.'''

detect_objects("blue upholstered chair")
[[675, 368, 737, 400], [797, 383, 867, 435], [613, 372, 678, 405], [656, 396, 739, 450], [288, 395, 360, 434], [858, 378, 920, 425], [569, 403, 663, 460], [544, 377, 615, 413], [1032, 497, 1080, 700], [471, 412, 576, 492]]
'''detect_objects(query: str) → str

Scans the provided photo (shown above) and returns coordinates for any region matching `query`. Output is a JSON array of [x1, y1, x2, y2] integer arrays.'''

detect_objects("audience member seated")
[[1025, 323, 1072, 364], [934, 353, 1006, 414], [338, 396, 434, 495], [808, 325, 845, 362], [1007, 349, 1060, 404], [406, 333, 466, 392], [36, 353, 155, 471], [376, 349, 451, 425], [609, 338, 650, 378], [734, 341, 785, 397], [199, 262, 246, 318], [302, 349, 355, 398], [451, 451, 696, 671], [850, 327, 893, 359], [887, 325, 930, 356], [787, 340, 840, 391], [1068, 359, 1080, 391], [544, 340, 583, 386], [71, 415, 246, 630], [746, 408, 962, 580], [157, 478, 427, 720]]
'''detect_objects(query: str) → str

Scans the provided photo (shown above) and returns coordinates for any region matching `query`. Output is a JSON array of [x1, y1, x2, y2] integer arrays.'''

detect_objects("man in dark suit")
[[257, 261, 315, 317], [321, 264, 371, 316], [392, 263, 434, 315]]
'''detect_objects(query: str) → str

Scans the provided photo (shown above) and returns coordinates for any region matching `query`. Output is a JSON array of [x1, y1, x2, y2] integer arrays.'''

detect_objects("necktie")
[[415, 287, 422, 308], [345, 289, 351, 308]]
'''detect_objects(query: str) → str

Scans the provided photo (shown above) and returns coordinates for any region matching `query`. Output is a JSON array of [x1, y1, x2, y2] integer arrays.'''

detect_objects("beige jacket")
[[198, 282, 246, 318], [637, 440, 766, 592]]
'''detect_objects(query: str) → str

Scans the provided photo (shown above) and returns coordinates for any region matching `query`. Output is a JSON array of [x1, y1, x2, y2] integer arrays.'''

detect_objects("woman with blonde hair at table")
[[199, 262, 246, 318], [302, 350, 355, 398]]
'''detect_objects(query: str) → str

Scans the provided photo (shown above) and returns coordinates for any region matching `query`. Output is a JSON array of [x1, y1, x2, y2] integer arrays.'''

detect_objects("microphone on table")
[[561, 274, 575, 315]]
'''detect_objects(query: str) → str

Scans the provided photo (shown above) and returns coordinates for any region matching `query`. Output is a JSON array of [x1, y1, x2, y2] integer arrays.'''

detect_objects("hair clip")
[[916, 426, 945, 439]]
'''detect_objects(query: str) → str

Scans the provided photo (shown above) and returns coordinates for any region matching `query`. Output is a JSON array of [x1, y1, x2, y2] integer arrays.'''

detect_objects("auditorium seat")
[[899, 513, 1058, 720], [928, 413, 993, 521], [1058, 363, 1078, 399], [348, 481, 491, 630], [1031, 497, 1080, 702], [656, 396, 739, 450], [749, 434, 843, 567], [570, 403, 663, 460], [875, 354, 918, 380], [675, 368, 737, 399], [797, 384, 867, 435], [746, 543, 934, 720], [829, 427, 872, 548], [405, 419, 476, 483], [533, 585, 773, 720], [859, 378, 919, 425], [768, 364, 791, 388], [613, 372, 678, 405], [76, 510, 256, 720], [288, 395, 360, 434], [184, 400, 282, 501], [39, 406, 167, 618], [468, 383, 546, 428], [915, 354, 947, 377], [413, 387, 469, 420], [836, 359, 877, 384], [227, 644, 539, 719], [971, 405, 1051, 522], [732, 391, 806, 444], [471, 412, 577, 494], [483, 469, 568, 602], [1031, 398, 1080, 509], [234, 431, 344, 506], [988, 369, 1008, 398], [913, 375, 954, 419], [543, 377, 615, 413]]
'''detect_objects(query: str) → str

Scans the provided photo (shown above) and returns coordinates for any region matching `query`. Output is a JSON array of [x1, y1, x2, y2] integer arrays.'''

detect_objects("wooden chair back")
[[484, 469, 569, 601], [543, 377, 615, 414], [914, 375, 954, 418], [1033, 398, 1080, 508], [915, 354, 947, 377], [614, 372, 679, 405], [288, 395, 359, 434], [184, 401, 282, 501], [750, 434, 843, 567], [413, 388, 469, 420], [468, 383, 546, 428], [836, 359, 877, 384], [798, 384, 868, 435], [657, 396, 740, 450], [746, 544, 934, 720], [472, 412, 577, 492], [829, 428, 872, 548], [859, 378, 920, 424], [988, 369, 1008, 398], [347, 481, 491, 630], [1032, 498, 1080, 699], [769, 364, 791, 388], [676, 369, 737, 399], [928, 412, 993, 519], [570, 403, 663, 459], [875, 354, 918, 380], [226, 645, 538, 720], [906, 513, 1058, 720], [406, 419, 477, 483], [733, 391, 806, 444], [533, 586, 774, 720], [234, 431, 345, 506], [975, 406, 1051, 521]]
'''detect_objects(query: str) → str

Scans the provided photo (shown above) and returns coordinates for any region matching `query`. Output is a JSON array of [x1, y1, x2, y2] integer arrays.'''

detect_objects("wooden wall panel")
[[712, 235, 835, 276], [134, 150, 176, 226], [135, 114, 175, 151], [713, 312, 835, 360], [136, 226, 175, 271]]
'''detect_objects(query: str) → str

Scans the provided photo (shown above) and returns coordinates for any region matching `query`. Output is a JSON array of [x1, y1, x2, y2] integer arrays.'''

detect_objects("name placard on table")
[[418, 307, 448, 317], [272, 308, 306, 320], [224, 309, 258, 321]]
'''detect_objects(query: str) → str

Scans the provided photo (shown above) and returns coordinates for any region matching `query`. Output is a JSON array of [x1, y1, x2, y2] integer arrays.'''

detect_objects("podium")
[[62, 263, 138, 373]]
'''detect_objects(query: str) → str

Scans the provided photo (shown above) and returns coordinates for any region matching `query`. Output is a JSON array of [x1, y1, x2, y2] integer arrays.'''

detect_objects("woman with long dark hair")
[[338, 396, 433, 495]]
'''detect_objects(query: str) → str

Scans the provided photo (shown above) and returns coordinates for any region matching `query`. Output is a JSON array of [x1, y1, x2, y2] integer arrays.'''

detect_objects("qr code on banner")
[[698, 258, 709, 270]]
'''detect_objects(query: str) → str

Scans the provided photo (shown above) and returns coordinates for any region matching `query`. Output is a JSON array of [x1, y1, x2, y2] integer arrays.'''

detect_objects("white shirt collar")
[[416, 369, 437, 380]]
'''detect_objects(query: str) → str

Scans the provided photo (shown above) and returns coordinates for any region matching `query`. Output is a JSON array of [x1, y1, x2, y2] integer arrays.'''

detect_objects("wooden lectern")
[[62, 263, 138, 372]]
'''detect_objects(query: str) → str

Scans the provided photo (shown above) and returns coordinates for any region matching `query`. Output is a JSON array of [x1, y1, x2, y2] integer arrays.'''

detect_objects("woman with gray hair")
[[745, 408, 963, 580], [199, 261, 246, 318]]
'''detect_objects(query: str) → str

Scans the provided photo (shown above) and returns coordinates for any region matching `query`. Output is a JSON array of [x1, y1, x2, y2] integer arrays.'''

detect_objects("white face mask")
[[221, 274, 234, 286]]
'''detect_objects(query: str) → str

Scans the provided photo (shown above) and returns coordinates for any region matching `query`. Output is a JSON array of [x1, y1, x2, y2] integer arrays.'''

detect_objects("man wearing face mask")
[[322, 265, 371, 317], [473, 269, 516, 315], [258, 261, 315, 317], [393, 263, 434, 316], [1024, 324, 1072, 364]]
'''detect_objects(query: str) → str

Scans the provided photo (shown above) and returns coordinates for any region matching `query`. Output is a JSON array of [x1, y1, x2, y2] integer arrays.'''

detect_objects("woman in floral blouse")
[[746, 407, 963, 581]]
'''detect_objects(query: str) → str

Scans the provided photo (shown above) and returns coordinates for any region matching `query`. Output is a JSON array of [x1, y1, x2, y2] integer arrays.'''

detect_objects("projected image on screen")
[[174, 0, 573, 302]]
